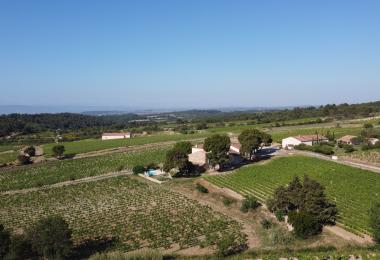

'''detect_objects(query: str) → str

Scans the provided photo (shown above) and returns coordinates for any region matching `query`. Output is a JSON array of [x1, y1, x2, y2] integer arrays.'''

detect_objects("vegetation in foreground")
[[0, 176, 246, 254], [205, 156, 380, 237]]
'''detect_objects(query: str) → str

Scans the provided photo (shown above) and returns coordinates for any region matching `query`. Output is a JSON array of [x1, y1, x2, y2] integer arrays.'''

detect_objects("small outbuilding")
[[369, 138, 379, 145], [282, 134, 328, 149], [337, 135, 360, 145]]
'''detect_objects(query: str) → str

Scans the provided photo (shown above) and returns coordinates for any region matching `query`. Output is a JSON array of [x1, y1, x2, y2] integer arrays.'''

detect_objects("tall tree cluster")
[[238, 129, 272, 159], [204, 134, 231, 169], [267, 176, 338, 237]]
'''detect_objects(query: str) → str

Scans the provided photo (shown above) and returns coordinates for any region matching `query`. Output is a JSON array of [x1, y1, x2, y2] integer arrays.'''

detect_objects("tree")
[[163, 141, 193, 175], [132, 165, 145, 175], [17, 154, 31, 165], [238, 129, 272, 159], [27, 216, 73, 259], [286, 176, 303, 210], [52, 145, 65, 158], [299, 176, 338, 225], [288, 211, 322, 239], [267, 185, 290, 213], [23, 146, 36, 157], [369, 203, 380, 243], [0, 224, 11, 259], [5, 234, 34, 260], [204, 134, 231, 169], [364, 123, 374, 129]]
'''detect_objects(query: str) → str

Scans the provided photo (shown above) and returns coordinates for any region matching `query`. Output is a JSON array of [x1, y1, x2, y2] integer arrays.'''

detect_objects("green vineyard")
[[0, 176, 246, 251], [204, 156, 380, 237], [0, 147, 168, 192]]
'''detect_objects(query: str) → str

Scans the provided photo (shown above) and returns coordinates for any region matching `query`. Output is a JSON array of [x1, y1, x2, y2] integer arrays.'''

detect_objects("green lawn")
[[0, 151, 18, 164], [0, 176, 246, 251], [0, 145, 21, 153], [0, 147, 169, 191], [42, 132, 209, 156], [204, 156, 380, 237]]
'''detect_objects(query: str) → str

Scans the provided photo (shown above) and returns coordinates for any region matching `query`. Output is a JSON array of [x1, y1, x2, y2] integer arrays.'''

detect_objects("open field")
[[204, 156, 380, 237], [0, 145, 22, 153], [0, 151, 18, 164], [42, 132, 209, 156], [0, 147, 168, 192], [0, 176, 246, 252]]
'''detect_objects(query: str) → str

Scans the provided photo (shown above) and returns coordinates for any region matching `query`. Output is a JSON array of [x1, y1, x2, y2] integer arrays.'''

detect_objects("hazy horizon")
[[1, 1, 380, 107]]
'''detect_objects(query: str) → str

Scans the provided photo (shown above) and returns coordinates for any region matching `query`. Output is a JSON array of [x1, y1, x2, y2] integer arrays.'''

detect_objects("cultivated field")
[[0, 147, 168, 192], [42, 132, 209, 156], [0, 151, 18, 164], [0, 176, 246, 252], [204, 156, 380, 237]]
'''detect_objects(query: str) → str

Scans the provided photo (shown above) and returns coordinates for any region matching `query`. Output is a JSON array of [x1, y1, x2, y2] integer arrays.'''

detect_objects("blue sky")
[[0, 0, 379, 109]]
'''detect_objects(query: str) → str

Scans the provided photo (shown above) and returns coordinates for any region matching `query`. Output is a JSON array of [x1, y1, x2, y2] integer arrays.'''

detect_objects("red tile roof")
[[294, 134, 328, 142], [337, 135, 357, 142]]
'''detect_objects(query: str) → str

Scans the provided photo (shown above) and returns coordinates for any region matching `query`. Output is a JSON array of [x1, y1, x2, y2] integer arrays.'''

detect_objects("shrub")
[[343, 144, 356, 153], [146, 162, 158, 170], [195, 183, 208, 193], [275, 210, 285, 222], [216, 234, 246, 257], [260, 219, 272, 230], [17, 154, 31, 165], [23, 146, 36, 157], [52, 145, 65, 158], [0, 224, 11, 259], [27, 216, 73, 259], [222, 197, 235, 206], [89, 249, 163, 260], [5, 234, 34, 260], [369, 203, 380, 243], [361, 144, 370, 151], [288, 211, 322, 239], [240, 196, 260, 213], [132, 165, 145, 175]]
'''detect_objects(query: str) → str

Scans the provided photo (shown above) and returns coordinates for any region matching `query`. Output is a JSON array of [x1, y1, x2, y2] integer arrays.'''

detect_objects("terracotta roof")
[[337, 135, 357, 142], [102, 132, 130, 136], [294, 135, 328, 142]]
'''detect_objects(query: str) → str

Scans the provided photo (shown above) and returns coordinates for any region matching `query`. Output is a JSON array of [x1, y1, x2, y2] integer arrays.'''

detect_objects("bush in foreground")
[[0, 224, 11, 259], [288, 211, 322, 239], [27, 216, 73, 259], [23, 146, 36, 157], [240, 195, 260, 213], [5, 234, 34, 260], [195, 183, 208, 193], [89, 249, 163, 260], [17, 154, 32, 165], [52, 145, 65, 158], [132, 165, 145, 175]]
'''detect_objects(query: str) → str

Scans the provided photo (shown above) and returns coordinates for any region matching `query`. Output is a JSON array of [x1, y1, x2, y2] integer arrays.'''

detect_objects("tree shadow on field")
[[70, 236, 118, 259]]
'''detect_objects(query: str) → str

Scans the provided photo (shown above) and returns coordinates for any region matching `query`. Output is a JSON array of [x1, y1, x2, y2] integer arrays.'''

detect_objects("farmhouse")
[[337, 135, 360, 145], [282, 134, 328, 149], [188, 141, 242, 166], [101, 132, 131, 140], [369, 138, 379, 145]]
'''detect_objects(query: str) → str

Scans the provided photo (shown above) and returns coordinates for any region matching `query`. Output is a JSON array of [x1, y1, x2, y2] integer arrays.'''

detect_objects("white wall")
[[282, 137, 302, 149], [101, 134, 130, 140]]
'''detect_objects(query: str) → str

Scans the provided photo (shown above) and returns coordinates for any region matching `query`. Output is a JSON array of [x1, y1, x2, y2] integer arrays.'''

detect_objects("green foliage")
[[52, 145, 65, 158], [23, 146, 36, 157], [132, 165, 145, 175], [195, 183, 208, 193], [27, 216, 73, 259], [295, 143, 334, 155], [89, 249, 163, 260], [288, 211, 322, 239], [5, 234, 34, 260], [240, 196, 260, 213], [343, 144, 356, 153], [0, 224, 11, 259], [216, 234, 246, 257], [369, 203, 380, 243], [204, 134, 231, 168], [274, 210, 285, 222], [163, 141, 193, 174], [268, 176, 337, 226], [17, 154, 31, 165], [238, 129, 271, 159], [260, 219, 273, 230], [222, 197, 235, 206]]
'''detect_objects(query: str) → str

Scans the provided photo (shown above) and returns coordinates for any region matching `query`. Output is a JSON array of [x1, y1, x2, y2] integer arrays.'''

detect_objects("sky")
[[0, 0, 380, 110]]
